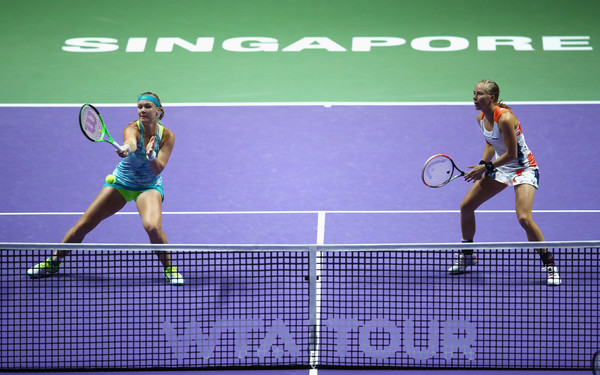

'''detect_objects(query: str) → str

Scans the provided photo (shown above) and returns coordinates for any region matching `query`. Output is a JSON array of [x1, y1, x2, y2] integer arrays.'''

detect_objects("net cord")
[[1, 240, 599, 252]]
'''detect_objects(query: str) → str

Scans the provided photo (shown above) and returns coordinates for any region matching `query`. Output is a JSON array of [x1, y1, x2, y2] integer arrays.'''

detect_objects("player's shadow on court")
[[53, 272, 252, 304]]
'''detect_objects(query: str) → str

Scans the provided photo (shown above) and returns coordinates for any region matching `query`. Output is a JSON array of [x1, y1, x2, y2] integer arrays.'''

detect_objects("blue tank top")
[[111, 121, 164, 195]]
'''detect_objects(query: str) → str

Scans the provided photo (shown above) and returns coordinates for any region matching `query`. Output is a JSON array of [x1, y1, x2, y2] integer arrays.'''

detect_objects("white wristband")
[[147, 150, 156, 161], [124, 144, 131, 153]]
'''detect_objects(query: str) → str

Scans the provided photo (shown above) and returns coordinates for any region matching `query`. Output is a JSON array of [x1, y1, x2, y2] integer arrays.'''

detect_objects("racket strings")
[[423, 156, 453, 187], [80, 106, 103, 141]]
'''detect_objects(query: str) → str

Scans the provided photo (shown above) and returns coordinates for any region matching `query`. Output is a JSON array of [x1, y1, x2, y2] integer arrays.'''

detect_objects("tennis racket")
[[421, 154, 465, 188], [593, 350, 600, 375], [79, 104, 123, 151]]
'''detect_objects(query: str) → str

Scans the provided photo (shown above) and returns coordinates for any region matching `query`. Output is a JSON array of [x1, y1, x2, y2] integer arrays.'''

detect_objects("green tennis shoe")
[[164, 266, 184, 285], [27, 258, 61, 279]]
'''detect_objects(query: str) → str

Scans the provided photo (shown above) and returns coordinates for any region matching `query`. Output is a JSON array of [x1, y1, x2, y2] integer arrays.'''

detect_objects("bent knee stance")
[[143, 221, 163, 237], [517, 214, 535, 230], [460, 199, 477, 215], [141, 217, 168, 242]]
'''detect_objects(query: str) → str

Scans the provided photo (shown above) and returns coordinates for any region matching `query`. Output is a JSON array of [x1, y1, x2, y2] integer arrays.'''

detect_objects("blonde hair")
[[478, 80, 511, 109], [139, 91, 164, 120]]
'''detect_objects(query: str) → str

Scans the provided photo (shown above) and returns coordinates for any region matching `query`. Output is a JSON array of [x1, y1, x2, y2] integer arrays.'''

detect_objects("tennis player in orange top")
[[448, 80, 561, 286]]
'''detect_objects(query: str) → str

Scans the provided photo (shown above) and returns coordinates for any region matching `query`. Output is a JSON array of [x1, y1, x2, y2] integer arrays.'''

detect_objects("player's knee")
[[143, 221, 162, 237], [517, 214, 533, 230], [460, 200, 475, 214]]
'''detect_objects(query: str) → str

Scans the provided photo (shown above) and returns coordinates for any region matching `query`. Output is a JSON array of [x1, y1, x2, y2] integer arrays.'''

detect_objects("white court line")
[[316, 212, 326, 245], [309, 212, 326, 371], [1, 101, 599, 107], [1, 209, 598, 216]]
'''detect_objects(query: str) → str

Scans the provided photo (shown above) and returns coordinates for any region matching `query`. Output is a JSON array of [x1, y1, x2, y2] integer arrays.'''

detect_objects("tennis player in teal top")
[[27, 92, 183, 285]]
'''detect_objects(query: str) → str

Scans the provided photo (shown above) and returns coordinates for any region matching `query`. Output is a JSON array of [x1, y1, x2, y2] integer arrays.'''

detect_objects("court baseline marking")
[[1, 101, 599, 108]]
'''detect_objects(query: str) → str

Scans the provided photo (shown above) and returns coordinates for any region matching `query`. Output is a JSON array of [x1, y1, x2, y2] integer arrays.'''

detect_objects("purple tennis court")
[[1, 104, 599, 375], [1, 104, 599, 243]]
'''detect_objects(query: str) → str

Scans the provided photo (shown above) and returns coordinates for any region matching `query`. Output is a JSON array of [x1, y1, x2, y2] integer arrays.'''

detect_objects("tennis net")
[[1, 241, 598, 370]]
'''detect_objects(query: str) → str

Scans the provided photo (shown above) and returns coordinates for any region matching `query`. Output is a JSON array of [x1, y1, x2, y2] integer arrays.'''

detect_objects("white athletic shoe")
[[543, 265, 561, 286], [448, 253, 478, 275]]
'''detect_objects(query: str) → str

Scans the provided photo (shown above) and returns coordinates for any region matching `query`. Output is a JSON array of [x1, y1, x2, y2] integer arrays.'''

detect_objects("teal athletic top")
[[106, 120, 164, 199]]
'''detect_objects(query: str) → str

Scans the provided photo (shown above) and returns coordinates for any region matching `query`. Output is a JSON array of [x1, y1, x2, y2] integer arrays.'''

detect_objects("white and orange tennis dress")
[[480, 106, 540, 188]]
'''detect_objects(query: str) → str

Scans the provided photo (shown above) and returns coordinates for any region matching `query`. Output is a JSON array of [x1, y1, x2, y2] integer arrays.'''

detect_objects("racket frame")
[[593, 350, 600, 375], [422, 154, 466, 188], [79, 104, 123, 151]]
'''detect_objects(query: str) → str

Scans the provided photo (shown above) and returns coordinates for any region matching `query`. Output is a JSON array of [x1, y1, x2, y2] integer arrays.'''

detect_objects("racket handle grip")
[[111, 142, 124, 152]]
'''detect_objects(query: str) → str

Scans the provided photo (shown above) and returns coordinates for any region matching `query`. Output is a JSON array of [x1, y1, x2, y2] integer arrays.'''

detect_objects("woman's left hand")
[[465, 164, 486, 182], [146, 136, 157, 158]]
